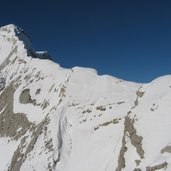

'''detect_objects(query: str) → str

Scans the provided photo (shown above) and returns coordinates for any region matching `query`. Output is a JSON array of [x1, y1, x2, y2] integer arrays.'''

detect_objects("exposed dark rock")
[[124, 116, 144, 159], [161, 146, 171, 154], [146, 162, 168, 171]]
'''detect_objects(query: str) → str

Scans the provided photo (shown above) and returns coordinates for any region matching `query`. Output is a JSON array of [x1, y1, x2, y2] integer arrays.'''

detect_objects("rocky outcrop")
[[146, 162, 168, 171], [124, 116, 144, 159], [161, 146, 171, 154], [0, 79, 32, 140], [116, 115, 144, 171]]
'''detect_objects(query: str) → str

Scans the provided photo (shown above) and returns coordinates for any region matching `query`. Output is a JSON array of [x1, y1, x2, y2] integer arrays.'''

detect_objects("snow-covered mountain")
[[0, 24, 171, 171]]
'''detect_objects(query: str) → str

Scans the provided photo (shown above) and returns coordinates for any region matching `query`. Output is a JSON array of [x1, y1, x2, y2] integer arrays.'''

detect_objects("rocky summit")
[[0, 24, 171, 171]]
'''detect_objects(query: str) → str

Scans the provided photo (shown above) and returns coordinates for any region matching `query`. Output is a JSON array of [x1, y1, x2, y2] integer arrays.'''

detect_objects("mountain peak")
[[0, 24, 52, 61], [1, 24, 18, 32], [0, 24, 31, 48]]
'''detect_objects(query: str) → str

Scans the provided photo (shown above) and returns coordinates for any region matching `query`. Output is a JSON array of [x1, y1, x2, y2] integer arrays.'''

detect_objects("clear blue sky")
[[1, 0, 171, 83]]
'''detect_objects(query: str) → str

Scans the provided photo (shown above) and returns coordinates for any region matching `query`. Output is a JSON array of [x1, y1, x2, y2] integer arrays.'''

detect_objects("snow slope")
[[0, 24, 171, 171]]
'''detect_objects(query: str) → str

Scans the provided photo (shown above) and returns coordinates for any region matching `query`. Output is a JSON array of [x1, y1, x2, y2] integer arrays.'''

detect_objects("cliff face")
[[0, 24, 171, 171]]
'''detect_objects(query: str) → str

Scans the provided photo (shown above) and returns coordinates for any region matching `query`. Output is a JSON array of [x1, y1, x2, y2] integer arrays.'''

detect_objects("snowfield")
[[0, 24, 171, 171]]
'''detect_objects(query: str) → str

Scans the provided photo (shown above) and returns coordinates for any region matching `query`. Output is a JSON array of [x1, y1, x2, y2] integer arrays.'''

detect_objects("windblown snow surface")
[[0, 24, 171, 171]]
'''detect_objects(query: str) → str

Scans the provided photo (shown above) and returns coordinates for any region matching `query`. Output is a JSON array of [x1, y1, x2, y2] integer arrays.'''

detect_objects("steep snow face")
[[0, 24, 171, 171]]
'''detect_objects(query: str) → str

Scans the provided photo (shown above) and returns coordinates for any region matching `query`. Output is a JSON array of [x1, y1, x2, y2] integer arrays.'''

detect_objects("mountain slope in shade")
[[0, 24, 171, 171]]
